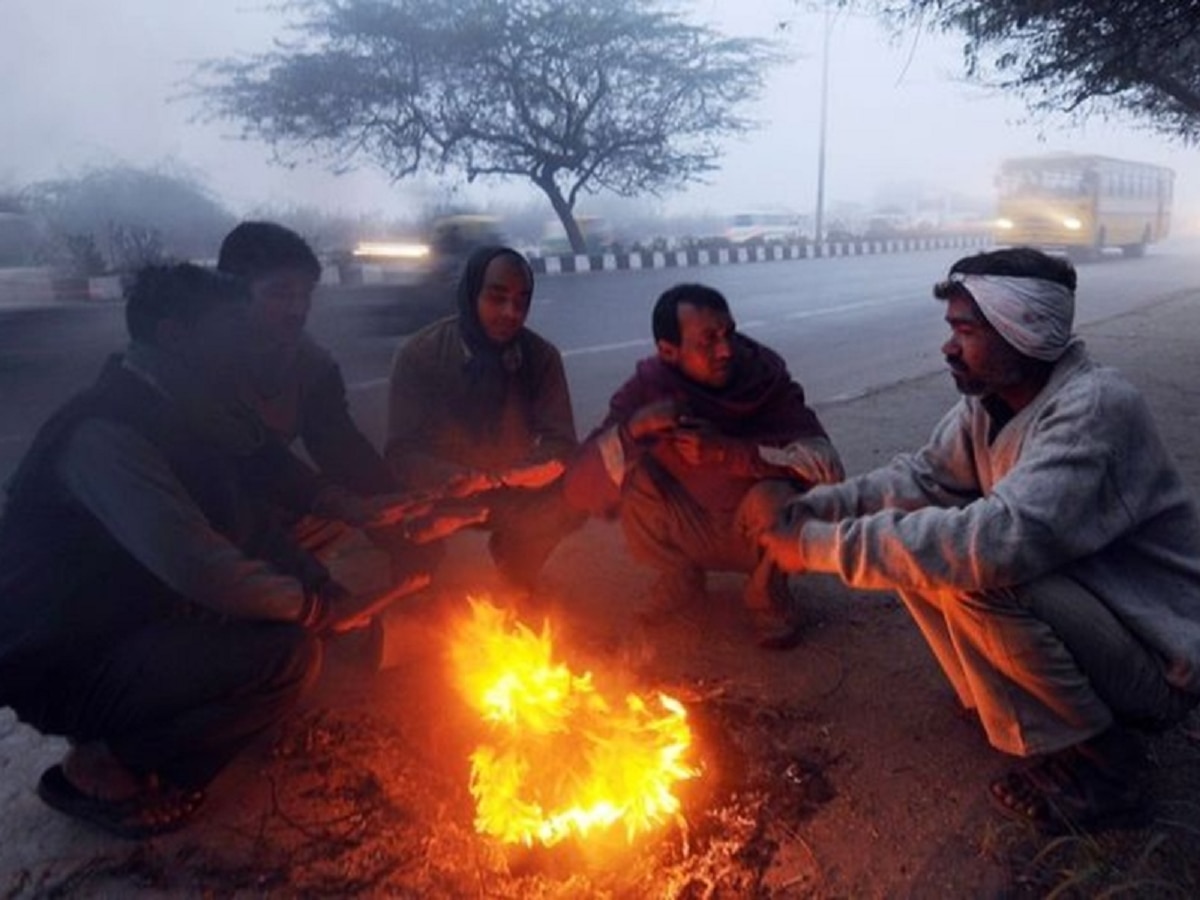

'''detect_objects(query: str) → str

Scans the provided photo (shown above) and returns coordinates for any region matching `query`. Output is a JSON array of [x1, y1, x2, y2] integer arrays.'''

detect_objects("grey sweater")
[[793, 341, 1200, 693]]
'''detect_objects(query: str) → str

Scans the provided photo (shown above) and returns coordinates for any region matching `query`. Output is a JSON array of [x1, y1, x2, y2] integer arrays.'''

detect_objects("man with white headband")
[[761, 247, 1200, 834]]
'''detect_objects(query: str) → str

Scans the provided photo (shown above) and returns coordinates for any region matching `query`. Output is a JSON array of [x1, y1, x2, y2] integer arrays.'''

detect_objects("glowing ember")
[[449, 596, 697, 848]]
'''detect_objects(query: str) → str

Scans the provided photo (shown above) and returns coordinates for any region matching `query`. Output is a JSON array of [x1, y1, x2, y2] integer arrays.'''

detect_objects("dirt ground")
[[4, 292, 1200, 898]]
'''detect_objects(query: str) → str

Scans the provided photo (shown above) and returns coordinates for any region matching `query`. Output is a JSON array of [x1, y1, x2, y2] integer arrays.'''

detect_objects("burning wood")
[[449, 596, 698, 848]]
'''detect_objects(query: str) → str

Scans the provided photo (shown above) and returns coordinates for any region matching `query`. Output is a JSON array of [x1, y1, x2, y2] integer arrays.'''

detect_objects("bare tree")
[[867, 0, 1200, 141], [195, 0, 780, 253], [22, 164, 235, 271]]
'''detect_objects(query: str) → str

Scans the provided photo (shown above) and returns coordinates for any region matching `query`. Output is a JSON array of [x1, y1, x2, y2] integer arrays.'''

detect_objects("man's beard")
[[947, 358, 1026, 397], [949, 368, 986, 396]]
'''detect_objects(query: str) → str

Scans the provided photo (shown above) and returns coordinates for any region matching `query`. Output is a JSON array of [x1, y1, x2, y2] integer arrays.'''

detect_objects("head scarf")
[[951, 273, 1075, 361], [456, 245, 533, 361], [454, 245, 537, 433]]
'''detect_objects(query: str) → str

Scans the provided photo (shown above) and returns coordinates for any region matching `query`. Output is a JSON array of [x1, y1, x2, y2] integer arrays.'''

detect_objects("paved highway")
[[2, 240, 1198, 483]]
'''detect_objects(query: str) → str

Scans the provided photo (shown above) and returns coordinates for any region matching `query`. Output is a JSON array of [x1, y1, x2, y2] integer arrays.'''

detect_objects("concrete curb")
[[325, 232, 991, 286], [527, 233, 990, 275]]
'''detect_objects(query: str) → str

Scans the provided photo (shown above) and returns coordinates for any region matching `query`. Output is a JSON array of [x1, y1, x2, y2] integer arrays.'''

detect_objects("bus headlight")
[[994, 218, 1014, 230], [1062, 217, 1083, 230]]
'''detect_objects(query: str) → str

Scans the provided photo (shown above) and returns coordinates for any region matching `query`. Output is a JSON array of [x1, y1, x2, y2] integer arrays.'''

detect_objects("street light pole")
[[814, 2, 832, 247]]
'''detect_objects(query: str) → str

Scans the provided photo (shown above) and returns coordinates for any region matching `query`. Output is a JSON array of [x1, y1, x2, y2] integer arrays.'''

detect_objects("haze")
[[3, 0, 1198, 232]]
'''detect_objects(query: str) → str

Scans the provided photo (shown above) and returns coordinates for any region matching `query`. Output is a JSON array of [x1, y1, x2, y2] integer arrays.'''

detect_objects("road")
[[2, 239, 1199, 483]]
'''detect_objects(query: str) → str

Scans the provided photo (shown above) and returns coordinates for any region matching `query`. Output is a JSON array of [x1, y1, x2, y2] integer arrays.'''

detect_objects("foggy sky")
[[4, 0, 1198, 227]]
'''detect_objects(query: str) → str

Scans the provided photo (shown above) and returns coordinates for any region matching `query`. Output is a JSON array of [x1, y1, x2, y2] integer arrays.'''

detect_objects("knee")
[[620, 462, 671, 525]]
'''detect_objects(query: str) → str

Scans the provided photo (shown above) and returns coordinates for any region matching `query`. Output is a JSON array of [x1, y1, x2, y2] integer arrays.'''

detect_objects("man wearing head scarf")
[[385, 245, 583, 594], [762, 247, 1200, 835]]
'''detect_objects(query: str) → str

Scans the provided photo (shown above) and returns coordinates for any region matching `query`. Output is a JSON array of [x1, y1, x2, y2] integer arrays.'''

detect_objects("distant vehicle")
[[993, 154, 1174, 258], [427, 214, 505, 274], [355, 214, 506, 334], [724, 210, 804, 245]]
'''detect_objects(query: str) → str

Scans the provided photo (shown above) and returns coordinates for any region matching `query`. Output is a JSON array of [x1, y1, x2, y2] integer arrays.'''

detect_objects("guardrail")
[[528, 233, 991, 275]]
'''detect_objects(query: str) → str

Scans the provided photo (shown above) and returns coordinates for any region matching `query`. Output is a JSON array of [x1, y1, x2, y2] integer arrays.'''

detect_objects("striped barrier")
[[528, 233, 990, 276], [10, 233, 990, 302]]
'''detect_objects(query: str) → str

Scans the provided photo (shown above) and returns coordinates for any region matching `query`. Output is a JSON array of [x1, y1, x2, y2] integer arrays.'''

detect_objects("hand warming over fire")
[[312, 486, 435, 529], [305, 575, 431, 635], [670, 417, 731, 466], [441, 469, 501, 499], [404, 504, 489, 543], [626, 398, 684, 441], [357, 491, 438, 528], [497, 458, 566, 489]]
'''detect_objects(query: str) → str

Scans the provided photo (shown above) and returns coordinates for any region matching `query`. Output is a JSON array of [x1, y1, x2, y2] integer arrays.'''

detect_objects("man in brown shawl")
[[564, 282, 843, 649]]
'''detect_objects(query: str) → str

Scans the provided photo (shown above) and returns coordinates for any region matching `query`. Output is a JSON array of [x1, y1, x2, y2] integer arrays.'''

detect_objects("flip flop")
[[988, 751, 1149, 835], [36, 765, 205, 840]]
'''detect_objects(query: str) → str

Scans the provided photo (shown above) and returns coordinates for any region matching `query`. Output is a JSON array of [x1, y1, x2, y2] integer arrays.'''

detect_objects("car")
[[361, 215, 507, 335]]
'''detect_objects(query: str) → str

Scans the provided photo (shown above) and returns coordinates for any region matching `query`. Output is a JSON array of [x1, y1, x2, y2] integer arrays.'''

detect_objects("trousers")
[[900, 571, 1198, 756], [620, 458, 795, 580], [19, 618, 320, 789]]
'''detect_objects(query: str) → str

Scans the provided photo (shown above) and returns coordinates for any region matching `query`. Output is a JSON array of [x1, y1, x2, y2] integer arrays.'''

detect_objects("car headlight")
[[352, 242, 431, 259], [1062, 217, 1082, 230], [994, 218, 1014, 230]]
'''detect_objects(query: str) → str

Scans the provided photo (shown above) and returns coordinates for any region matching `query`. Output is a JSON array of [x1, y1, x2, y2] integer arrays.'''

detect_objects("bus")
[[993, 154, 1174, 258]]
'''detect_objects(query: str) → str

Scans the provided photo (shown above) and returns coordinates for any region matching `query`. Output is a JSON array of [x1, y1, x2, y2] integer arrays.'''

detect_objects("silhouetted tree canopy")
[[874, 0, 1200, 141], [22, 165, 235, 271], [196, 0, 779, 253]]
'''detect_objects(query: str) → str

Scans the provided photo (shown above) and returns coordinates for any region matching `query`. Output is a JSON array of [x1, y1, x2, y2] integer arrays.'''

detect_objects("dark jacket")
[[385, 317, 578, 487], [245, 334, 397, 496], [0, 356, 325, 710]]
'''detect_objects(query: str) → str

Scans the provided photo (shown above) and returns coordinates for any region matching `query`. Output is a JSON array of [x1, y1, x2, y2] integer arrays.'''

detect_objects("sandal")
[[36, 765, 205, 840], [988, 748, 1149, 835]]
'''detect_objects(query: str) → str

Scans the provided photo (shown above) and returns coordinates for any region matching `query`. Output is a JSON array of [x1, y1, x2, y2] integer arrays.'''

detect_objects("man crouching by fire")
[[0, 263, 424, 839], [761, 247, 1200, 834], [564, 282, 844, 650]]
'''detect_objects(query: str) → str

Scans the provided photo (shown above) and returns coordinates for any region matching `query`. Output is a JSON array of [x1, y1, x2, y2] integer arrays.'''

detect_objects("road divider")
[[528, 233, 989, 275]]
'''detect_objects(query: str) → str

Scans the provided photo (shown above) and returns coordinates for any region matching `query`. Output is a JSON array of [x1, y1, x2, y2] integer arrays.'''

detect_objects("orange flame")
[[449, 596, 697, 847]]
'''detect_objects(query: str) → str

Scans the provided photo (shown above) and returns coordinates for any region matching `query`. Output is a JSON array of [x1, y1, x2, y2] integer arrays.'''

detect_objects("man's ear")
[[656, 339, 680, 365]]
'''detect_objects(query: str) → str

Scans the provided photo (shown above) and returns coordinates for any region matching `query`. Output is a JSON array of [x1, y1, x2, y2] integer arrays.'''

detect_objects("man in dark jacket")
[[386, 245, 583, 594], [564, 283, 843, 648], [0, 264, 410, 839], [218, 220, 396, 496], [217, 221, 480, 590]]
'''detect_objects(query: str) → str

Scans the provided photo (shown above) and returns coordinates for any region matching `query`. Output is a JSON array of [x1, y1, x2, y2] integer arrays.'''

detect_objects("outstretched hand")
[[441, 469, 500, 500], [313, 486, 435, 529], [627, 398, 684, 441], [670, 418, 729, 466], [318, 574, 432, 635], [498, 458, 566, 489], [405, 504, 490, 544], [359, 491, 438, 528]]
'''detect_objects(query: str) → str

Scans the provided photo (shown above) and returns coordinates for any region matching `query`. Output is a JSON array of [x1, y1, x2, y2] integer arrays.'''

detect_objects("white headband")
[[951, 273, 1075, 362]]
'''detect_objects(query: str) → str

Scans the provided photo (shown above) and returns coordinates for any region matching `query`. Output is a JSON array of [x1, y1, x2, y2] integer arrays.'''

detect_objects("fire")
[[449, 596, 697, 848]]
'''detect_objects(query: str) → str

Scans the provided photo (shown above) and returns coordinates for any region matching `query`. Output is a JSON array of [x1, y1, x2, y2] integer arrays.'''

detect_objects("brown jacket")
[[385, 316, 578, 489]]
